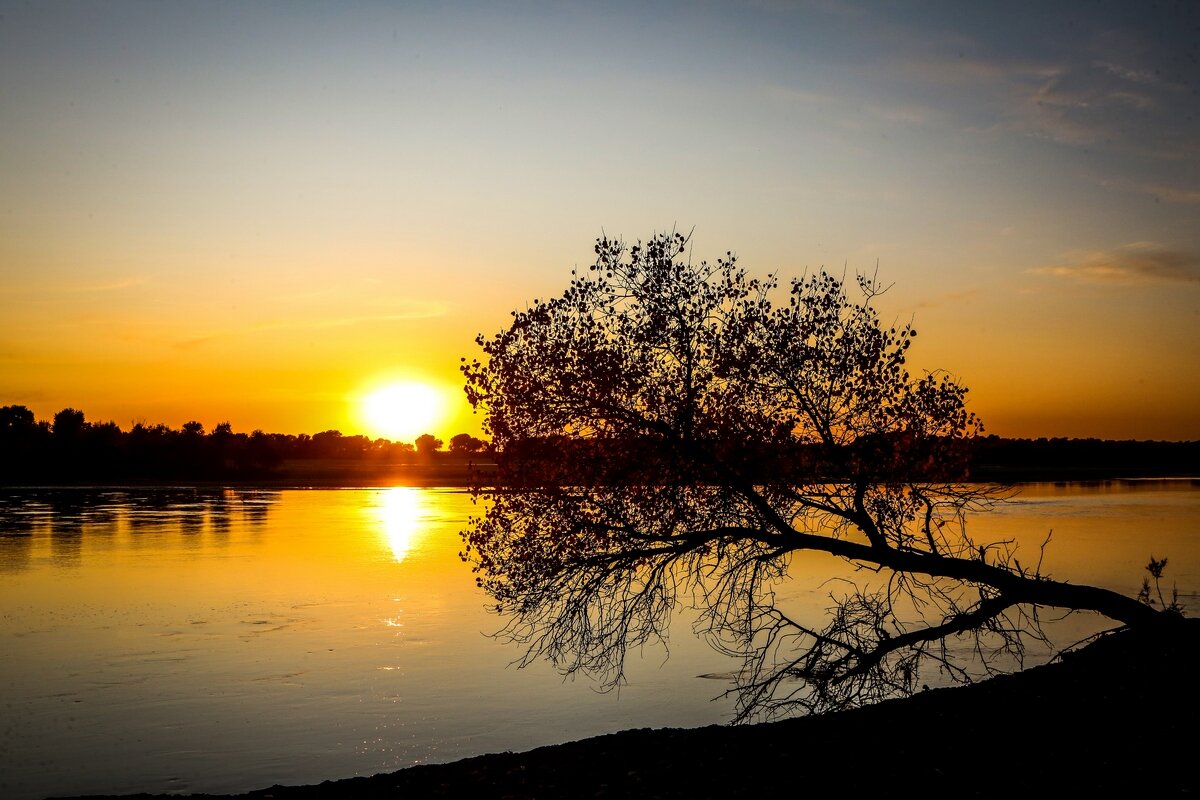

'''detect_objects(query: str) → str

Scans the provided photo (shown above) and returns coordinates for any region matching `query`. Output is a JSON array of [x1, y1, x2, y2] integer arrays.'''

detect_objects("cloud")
[[888, 20, 1198, 162], [900, 54, 1048, 86], [174, 301, 448, 351], [1029, 242, 1200, 286], [912, 288, 981, 309], [1094, 60, 1158, 84], [0, 277, 148, 296], [303, 306, 449, 328], [895, 52, 1133, 147], [67, 277, 148, 293], [1126, 182, 1200, 206], [1015, 63, 1173, 149], [863, 102, 930, 125]]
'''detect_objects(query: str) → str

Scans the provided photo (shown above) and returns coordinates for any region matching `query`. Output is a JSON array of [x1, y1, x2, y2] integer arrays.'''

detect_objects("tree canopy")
[[461, 232, 1175, 721]]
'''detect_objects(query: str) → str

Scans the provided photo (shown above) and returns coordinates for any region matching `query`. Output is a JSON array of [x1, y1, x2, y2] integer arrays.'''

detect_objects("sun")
[[360, 381, 444, 442]]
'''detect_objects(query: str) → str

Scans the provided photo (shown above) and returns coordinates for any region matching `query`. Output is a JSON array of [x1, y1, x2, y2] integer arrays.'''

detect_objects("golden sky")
[[2, 2, 1198, 441]]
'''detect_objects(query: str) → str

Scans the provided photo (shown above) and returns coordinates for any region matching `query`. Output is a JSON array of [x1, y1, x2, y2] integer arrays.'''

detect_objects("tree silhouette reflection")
[[0, 489, 281, 570]]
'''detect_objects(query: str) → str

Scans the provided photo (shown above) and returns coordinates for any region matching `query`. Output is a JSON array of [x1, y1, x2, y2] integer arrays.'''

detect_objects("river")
[[1, 481, 1196, 799]]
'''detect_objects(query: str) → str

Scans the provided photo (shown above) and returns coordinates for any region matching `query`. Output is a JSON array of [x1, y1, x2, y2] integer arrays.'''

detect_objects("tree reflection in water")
[[0, 489, 279, 570]]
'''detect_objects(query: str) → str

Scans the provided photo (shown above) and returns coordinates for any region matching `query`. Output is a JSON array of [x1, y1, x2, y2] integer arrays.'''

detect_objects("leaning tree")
[[461, 232, 1178, 721]]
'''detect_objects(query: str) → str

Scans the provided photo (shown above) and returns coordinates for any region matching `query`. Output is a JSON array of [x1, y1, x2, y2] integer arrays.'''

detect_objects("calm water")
[[1, 482, 1197, 799]]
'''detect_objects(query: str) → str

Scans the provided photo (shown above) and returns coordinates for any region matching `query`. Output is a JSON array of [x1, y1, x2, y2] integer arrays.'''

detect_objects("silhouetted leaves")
[[461, 232, 1175, 721]]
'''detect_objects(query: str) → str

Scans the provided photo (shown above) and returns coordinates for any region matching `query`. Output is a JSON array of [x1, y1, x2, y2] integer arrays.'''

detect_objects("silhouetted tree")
[[969, 434, 1200, 480], [380, 439, 418, 463], [415, 433, 444, 457], [52, 408, 86, 438], [310, 430, 344, 458], [449, 433, 487, 455], [48, 407, 89, 477], [0, 404, 36, 434], [462, 232, 1179, 721], [246, 429, 282, 472], [0, 404, 50, 480]]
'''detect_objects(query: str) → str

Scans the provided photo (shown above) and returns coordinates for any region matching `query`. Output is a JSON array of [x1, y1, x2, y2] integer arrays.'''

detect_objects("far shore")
[[57, 617, 1199, 798], [5, 431, 1196, 488], [5, 463, 1198, 490]]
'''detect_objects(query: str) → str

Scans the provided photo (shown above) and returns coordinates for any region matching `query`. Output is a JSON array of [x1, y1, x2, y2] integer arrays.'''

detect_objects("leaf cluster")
[[461, 232, 1160, 720]]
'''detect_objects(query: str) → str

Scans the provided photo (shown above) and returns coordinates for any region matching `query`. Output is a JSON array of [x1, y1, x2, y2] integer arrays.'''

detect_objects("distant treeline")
[[968, 435, 1199, 480], [487, 432, 1199, 486], [1, 404, 1196, 484], [0, 405, 487, 484]]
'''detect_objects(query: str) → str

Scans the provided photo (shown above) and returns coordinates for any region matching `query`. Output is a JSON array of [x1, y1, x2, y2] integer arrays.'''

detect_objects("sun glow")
[[360, 381, 445, 442], [373, 487, 426, 563]]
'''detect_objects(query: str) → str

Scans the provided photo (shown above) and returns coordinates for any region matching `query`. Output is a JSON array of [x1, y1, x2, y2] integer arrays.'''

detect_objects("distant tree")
[[462, 232, 1179, 721], [0, 404, 36, 434], [0, 405, 49, 479], [415, 433, 444, 458], [449, 433, 487, 455], [311, 430, 344, 458], [243, 430, 282, 472], [181, 420, 205, 436], [341, 434, 373, 456], [380, 439, 418, 463], [89, 420, 122, 439], [52, 407, 87, 438]]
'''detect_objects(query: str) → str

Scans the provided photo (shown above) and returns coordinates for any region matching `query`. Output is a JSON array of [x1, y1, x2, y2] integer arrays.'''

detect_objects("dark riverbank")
[[61, 617, 1199, 799], [4, 404, 1197, 487], [8, 463, 1200, 490]]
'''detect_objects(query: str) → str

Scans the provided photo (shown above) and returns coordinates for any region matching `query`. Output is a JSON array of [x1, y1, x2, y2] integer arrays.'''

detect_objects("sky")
[[2, 0, 1198, 441]]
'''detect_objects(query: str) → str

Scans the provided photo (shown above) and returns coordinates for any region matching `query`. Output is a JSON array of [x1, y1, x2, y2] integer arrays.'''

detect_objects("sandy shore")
[[58, 616, 1198, 799]]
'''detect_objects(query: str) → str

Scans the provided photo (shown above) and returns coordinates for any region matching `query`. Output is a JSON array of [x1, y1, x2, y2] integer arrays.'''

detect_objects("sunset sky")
[[2, 1, 1197, 441]]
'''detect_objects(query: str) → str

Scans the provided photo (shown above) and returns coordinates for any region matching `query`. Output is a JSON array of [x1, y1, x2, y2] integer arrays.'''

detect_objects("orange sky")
[[2, 3, 1198, 442]]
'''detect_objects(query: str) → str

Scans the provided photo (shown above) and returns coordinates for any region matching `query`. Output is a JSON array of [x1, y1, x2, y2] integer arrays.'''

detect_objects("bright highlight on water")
[[1, 482, 1196, 799]]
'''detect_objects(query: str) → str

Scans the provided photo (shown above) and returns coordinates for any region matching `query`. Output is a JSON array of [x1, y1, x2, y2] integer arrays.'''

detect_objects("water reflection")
[[0, 489, 279, 571], [374, 487, 426, 563], [1, 484, 1196, 800]]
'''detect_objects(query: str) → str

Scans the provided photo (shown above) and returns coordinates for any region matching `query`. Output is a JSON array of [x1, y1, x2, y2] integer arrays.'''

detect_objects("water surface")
[[1, 482, 1196, 799]]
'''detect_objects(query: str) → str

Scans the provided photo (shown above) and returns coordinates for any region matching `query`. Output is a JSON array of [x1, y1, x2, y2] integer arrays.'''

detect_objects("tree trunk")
[[782, 529, 1163, 626]]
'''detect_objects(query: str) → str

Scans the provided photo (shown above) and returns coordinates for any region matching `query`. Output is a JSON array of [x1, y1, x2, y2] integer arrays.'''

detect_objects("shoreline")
[[58, 618, 1199, 798], [6, 471, 1199, 491]]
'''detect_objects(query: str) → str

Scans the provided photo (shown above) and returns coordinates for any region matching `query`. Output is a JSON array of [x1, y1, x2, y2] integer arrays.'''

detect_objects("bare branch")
[[461, 231, 1176, 723]]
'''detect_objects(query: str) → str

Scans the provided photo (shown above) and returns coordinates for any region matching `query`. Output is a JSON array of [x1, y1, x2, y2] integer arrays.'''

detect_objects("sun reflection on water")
[[374, 487, 425, 563]]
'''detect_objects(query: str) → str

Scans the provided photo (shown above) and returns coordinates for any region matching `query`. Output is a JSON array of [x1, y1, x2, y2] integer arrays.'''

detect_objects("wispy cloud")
[[900, 54, 1050, 86], [0, 277, 148, 296], [1125, 182, 1200, 206], [1093, 61, 1157, 84], [69, 277, 148, 293], [913, 288, 981, 309], [862, 102, 931, 125], [174, 301, 448, 351], [1029, 242, 1200, 286], [1014, 61, 1186, 153], [887, 19, 1197, 163]]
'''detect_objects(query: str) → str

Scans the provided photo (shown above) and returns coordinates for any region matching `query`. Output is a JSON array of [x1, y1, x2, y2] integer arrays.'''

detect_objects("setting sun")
[[360, 382, 444, 442]]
